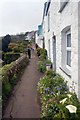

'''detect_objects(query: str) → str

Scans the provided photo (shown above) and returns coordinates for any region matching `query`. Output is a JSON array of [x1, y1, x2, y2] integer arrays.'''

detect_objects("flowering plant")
[[37, 71, 80, 119]]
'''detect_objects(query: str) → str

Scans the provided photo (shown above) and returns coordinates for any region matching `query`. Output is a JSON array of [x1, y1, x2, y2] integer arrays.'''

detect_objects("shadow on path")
[[3, 50, 44, 118]]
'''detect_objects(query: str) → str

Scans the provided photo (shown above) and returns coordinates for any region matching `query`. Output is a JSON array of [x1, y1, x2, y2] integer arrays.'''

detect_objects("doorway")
[[53, 36, 56, 71]]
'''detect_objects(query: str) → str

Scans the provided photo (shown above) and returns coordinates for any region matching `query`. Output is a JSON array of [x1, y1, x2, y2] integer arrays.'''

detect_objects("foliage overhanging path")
[[3, 50, 44, 118]]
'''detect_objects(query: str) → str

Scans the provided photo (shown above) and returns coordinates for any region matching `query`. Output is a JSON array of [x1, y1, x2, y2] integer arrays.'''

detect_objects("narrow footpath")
[[3, 50, 44, 118]]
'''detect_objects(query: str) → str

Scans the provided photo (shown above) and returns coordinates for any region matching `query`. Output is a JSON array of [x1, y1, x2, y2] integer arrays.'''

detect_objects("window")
[[61, 26, 71, 76], [67, 51, 71, 66], [48, 12, 50, 32], [66, 32, 71, 67], [59, 0, 69, 12], [67, 33, 71, 47]]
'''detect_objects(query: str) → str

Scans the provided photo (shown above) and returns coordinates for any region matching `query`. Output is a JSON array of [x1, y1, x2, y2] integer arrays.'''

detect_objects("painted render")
[[36, 0, 80, 99]]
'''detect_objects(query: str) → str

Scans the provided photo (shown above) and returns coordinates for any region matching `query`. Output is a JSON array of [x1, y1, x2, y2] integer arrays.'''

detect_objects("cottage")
[[35, 25, 44, 48], [37, 0, 80, 99]]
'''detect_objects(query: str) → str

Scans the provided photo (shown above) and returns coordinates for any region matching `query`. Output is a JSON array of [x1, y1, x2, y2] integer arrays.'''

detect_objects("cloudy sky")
[[0, 0, 46, 36]]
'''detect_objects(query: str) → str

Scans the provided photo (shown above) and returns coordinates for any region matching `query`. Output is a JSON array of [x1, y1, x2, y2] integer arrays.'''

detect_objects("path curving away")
[[3, 50, 44, 118]]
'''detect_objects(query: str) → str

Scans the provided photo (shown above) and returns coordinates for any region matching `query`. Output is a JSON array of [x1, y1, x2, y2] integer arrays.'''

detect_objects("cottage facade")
[[35, 25, 44, 48], [40, 0, 80, 99]]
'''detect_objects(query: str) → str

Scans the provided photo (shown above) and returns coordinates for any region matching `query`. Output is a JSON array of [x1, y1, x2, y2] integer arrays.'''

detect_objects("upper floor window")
[[48, 12, 50, 32], [59, 0, 69, 12]]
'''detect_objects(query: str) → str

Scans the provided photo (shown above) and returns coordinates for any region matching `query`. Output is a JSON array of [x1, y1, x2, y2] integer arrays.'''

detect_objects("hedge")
[[2, 52, 20, 64], [0, 54, 29, 109], [37, 70, 80, 119]]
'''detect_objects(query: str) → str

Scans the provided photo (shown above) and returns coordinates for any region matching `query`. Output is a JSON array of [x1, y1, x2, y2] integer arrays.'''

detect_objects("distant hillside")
[[11, 33, 25, 42], [24, 30, 36, 41]]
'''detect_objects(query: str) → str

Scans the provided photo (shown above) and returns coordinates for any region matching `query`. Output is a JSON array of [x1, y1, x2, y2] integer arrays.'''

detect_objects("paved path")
[[3, 50, 44, 118]]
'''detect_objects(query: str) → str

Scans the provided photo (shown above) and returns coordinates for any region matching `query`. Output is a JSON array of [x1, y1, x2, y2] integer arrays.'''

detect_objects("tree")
[[2, 34, 11, 52]]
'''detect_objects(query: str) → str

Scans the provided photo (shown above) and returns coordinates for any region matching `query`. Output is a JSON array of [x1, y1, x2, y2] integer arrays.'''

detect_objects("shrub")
[[8, 42, 27, 53], [3, 52, 20, 64], [37, 61, 46, 73], [40, 48, 47, 55], [37, 76, 53, 95], [41, 93, 80, 119], [39, 53, 46, 61], [37, 48, 48, 72], [46, 59, 52, 65], [37, 73, 80, 119], [38, 74, 68, 95], [8, 43, 16, 49], [36, 48, 41, 56], [45, 70, 56, 77], [9, 74, 17, 87], [12, 46, 20, 52], [37, 48, 47, 59], [40, 49, 47, 61], [2, 82, 11, 106], [8, 42, 16, 52], [2, 82, 11, 96]]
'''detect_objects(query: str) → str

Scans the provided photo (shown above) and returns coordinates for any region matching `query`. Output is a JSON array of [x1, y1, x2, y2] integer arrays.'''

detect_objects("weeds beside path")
[[3, 50, 44, 118]]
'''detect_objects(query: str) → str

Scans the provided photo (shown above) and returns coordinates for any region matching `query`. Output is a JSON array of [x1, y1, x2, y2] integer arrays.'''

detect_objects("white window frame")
[[66, 30, 71, 70]]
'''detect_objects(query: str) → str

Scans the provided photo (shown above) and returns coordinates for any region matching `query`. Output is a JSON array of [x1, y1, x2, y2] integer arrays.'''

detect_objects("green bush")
[[37, 61, 46, 73], [8, 41, 27, 53], [1, 63, 14, 83], [12, 46, 20, 52], [46, 59, 52, 64], [37, 48, 47, 59], [13, 44, 24, 53], [9, 74, 17, 87], [2, 82, 11, 96], [40, 48, 47, 55], [37, 48, 48, 72], [41, 93, 80, 119], [3, 52, 20, 64], [7, 47, 13, 52], [38, 74, 68, 95], [37, 73, 80, 119], [45, 70, 56, 77], [36, 48, 41, 56], [39, 53, 46, 61]]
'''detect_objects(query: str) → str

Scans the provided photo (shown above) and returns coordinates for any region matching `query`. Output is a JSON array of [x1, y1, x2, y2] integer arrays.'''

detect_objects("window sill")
[[48, 29, 50, 32], [60, 67, 71, 78], [59, 1, 69, 13], [66, 65, 71, 71]]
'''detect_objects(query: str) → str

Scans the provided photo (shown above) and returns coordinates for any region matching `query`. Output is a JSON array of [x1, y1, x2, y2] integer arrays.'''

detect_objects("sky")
[[0, 0, 46, 37]]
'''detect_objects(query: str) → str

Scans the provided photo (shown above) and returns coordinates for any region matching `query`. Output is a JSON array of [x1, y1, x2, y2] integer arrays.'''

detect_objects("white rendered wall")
[[43, 0, 80, 98], [78, 1, 80, 99]]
